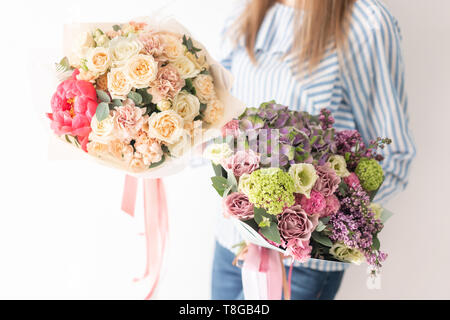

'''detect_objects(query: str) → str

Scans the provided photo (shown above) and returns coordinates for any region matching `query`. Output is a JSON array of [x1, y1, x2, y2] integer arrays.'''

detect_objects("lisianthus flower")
[[327, 155, 350, 178], [203, 143, 233, 165], [288, 163, 318, 198], [47, 76, 98, 151], [330, 242, 365, 265]]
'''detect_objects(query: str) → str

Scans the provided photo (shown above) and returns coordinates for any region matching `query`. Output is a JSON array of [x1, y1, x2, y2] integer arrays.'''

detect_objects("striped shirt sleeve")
[[340, 0, 416, 204]]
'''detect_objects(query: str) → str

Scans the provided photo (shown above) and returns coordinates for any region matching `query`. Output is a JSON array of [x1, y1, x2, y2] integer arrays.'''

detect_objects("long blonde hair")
[[234, 0, 355, 71]]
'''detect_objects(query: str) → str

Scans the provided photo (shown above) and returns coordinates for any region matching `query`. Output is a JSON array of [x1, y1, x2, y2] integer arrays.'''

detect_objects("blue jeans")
[[211, 241, 344, 300]]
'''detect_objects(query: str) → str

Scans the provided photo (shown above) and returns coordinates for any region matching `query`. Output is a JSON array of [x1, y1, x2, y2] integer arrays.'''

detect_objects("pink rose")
[[139, 32, 165, 59], [223, 192, 254, 220], [221, 120, 240, 138], [47, 75, 98, 151], [313, 163, 341, 197], [221, 150, 260, 177], [298, 190, 326, 215], [320, 194, 340, 217], [113, 99, 144, 140], [148, 65, 185, 103], [344, 172, 360, 188], [285, 239, 312, 263], [277, 205, 319, 242]]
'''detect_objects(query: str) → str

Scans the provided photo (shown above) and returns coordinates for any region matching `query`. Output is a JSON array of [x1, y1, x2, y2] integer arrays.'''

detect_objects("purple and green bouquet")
[[204, 101, 393, 272]]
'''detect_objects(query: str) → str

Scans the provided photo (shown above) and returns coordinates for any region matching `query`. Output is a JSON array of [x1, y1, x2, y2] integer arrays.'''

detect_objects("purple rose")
[[221, 150, 260, 177], [277, 205, 319, 242], [313, 163, 341, 197], [223, 192, 254, 220]]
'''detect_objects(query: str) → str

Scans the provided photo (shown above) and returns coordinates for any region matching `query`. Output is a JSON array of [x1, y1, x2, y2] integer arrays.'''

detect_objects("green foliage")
[[182, 35, 202, 57], [182, 79, 196, 95], [149, 155, 165, 169], [95, 102, 110, 121], [127, 91, 143, 105], [96, 90, 111, 103], [211, 176, 230, 197], [311, 231, 333, 247]]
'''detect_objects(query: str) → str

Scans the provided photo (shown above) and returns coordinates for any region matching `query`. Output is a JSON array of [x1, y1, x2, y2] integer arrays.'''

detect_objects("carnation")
[[221, 149, 260, 177], [355, 158, 384, 191], [221, 120, 240, 138], [344, 172, 360, 188], [247, 168, 295, 215], [320, 194, 340, 217], [223, 192, 254, 220], [298, 190, 326, 215], [313, 163, 341, 197], [285, 239, 312, 263]]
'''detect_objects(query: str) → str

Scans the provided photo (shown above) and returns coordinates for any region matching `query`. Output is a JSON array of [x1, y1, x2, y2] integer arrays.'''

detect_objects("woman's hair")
[[234, 0, 356, 72]]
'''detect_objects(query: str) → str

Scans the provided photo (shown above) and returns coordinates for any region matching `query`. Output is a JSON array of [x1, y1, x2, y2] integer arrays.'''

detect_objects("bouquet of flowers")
[[47, 19, 243, 175], [44, 18, 243, 299], [205, 102, 393, 274]]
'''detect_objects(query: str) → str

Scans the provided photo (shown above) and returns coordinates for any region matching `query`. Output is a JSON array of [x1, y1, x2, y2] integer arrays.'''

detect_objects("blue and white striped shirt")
[[216, 0, 416, 271]]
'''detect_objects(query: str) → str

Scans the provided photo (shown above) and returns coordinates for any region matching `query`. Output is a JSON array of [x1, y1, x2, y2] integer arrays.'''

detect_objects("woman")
[[211, 0, 415, 300]]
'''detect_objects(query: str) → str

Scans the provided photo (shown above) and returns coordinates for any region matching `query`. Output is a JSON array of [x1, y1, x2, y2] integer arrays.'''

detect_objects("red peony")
[[47, 70, 98, 151]]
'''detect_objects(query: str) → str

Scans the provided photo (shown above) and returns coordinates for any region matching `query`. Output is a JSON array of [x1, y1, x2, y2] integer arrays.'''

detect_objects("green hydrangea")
[[355, 158, 384, 191], [247, 168, 295, 215]]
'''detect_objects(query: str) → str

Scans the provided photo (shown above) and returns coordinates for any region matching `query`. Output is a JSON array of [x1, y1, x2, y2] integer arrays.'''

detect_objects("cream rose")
[[186, 51, 209, 71], [192, 74, 215, 103], [171, 56, 200, 79], [89, 114, 115, 144], [147, 110, 184, 144], [161, 33, 184, 61], [86, 47, 111, 75], [157, 99, 172, 111], [172, 91, 200, 122], [109, 36, 143, 67], [107, 68, 132, 99], [125, 54, 158, 88], [203, 98, 224, 124], [168, 130, 191, 158], [70, 31, 95, 66]]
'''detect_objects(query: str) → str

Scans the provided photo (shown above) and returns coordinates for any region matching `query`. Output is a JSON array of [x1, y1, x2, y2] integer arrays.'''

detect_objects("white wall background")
[[0, 0, 448, 299]]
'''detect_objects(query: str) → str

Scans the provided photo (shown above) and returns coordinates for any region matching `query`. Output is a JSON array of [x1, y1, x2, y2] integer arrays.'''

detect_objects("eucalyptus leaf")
[[311, 231, 333, 247], [380, 208, 394, 223], [211, 176, 230, 197], [127, 91, 143, 105], [316, 220, 326, 232], [260, 223, 281, 244], [112, 24, 121, 31], [111, 99, 123, 107], [227, 171, 238, 192], [137, 88, 153, 105], [212, 163, 224, 177], [96, 90, 111, 103], [372, 236, 380, 251], [95, 102, 110, 122]]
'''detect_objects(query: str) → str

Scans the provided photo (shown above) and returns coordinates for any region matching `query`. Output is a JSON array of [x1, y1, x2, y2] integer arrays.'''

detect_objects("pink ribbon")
[[242, 244, 283, 300], [121, 175, 168, 300]]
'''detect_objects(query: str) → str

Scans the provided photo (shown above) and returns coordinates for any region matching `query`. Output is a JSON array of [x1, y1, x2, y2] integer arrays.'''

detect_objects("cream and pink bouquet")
[[205, 102, 393, 273], [47, 19, 243, 176]]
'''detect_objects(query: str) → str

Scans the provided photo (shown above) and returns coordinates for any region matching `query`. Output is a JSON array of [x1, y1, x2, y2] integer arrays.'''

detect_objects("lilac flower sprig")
[[329, 183, 386, 269]]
